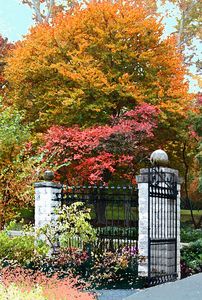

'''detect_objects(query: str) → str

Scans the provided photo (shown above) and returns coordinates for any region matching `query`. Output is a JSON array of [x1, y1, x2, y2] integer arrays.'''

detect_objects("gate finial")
[[43, 170, 54, 181], [150, 149, 169, 166]]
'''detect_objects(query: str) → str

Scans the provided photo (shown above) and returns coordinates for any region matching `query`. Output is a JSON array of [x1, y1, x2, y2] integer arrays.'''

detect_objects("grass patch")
[[181, 210, 202, 216], [181, 210, 202, 224]]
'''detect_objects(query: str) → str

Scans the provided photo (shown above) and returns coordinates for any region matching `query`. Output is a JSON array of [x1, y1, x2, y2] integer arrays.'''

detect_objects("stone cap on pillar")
[[34, 170, 62, 188], [136, 167, 181, 184], [34, 182, 62, 189]]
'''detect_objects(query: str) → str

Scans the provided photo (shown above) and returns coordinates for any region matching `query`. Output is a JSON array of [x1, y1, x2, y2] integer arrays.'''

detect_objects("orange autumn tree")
[[5, 0, 190, 131]]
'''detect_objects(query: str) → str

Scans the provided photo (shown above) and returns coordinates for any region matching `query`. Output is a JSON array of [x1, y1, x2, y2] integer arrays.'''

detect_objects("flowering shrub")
[[88, 248, 139, 288], [31, 247, 91, 280], [0, 267, 96, 300], [0, 241, 143, 289], [0, 214, 141, 289], [28, 245, 141, 289]]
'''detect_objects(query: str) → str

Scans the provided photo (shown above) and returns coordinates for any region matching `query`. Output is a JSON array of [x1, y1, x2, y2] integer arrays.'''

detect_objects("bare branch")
[[21, 0, 56, 23]]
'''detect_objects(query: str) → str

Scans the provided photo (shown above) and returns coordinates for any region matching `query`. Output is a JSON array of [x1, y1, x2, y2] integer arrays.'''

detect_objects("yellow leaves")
[[62, 89, 84, 107], [118, 73, 129, 83], [85, 104, 102, 112], [158, 89, 164, 98], [138, 50, 155, 61]]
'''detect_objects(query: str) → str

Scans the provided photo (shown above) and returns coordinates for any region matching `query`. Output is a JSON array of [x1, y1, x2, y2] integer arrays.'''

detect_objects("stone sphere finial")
[[150, 149, 169, 166], [43, 170, 54, 181]]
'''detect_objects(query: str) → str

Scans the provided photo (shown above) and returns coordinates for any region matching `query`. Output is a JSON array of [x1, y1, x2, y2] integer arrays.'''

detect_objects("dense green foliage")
[[181, 225, 202, 243], [0, 221, 48, 265], [0, 101, 30, 160], [0, 202, 96, 266], [181, 239, 202, 277]]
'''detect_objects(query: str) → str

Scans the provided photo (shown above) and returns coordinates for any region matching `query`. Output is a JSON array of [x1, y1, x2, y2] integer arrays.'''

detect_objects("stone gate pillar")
[[136, 167, 150, 277], [34, 171, 62, 229], [136, 150, 181, 281]]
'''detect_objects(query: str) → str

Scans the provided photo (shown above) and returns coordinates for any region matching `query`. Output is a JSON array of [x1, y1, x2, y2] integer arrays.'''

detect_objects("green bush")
[[181, 238, 202, 277], [0, 203, 96, 267], [0, 221, 48, 265], [181, 226, 202, 243], [37, 202, 96, 253]]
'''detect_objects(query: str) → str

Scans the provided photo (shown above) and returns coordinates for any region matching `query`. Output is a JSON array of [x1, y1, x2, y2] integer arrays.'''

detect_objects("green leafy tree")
[[0, 99, 33, 229]]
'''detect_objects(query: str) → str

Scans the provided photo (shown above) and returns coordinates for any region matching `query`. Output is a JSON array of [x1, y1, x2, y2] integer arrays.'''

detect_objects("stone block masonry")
[[34, 181, 62, 229]]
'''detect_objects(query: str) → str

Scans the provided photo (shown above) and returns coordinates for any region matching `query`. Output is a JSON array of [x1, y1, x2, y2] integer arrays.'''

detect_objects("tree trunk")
[[182, 142, 197, 228]]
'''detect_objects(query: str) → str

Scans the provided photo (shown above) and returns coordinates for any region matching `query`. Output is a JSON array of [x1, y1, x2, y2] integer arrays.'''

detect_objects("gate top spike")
[[150, 149, 169, 166]]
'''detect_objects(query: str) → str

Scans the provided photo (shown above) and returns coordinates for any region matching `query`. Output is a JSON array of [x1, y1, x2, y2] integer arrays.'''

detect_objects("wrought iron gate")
[[148, 166, 178, 286], [60, 185, 138, 253]]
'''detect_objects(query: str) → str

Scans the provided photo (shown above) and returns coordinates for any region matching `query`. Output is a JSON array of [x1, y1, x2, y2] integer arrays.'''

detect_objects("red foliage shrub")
[[40, 103, 159, 184]]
